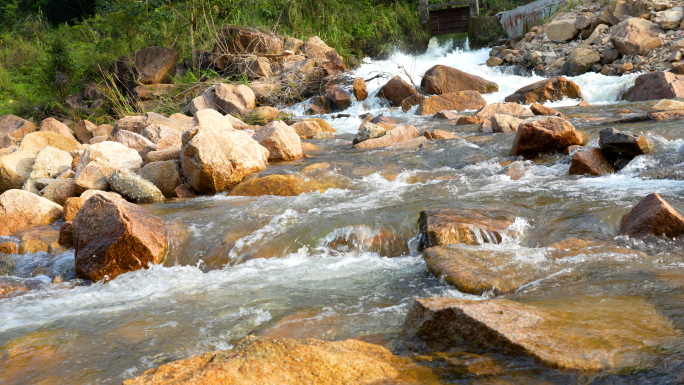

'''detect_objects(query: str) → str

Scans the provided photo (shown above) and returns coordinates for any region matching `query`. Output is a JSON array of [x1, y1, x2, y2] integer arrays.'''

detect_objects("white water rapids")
[[3, 37, 684, 384]]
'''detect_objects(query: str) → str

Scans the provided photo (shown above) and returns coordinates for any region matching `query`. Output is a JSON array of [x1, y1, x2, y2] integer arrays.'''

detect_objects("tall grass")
[[0, 0, 427, 119]]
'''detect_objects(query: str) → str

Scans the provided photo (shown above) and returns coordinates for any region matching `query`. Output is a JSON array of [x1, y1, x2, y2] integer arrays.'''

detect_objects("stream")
[[3, 37, 684, 384]]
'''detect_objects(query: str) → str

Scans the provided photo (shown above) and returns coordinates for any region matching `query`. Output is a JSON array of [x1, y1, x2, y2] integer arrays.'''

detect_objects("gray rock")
[[109, 168, 164, 203]]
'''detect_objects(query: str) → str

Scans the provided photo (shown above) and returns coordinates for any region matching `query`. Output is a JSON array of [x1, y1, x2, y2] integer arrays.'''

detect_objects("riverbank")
[[4, 20, 684, 385]]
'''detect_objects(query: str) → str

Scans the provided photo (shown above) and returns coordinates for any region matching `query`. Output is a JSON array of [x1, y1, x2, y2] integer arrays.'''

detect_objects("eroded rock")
[[418, 207, 515, 250]]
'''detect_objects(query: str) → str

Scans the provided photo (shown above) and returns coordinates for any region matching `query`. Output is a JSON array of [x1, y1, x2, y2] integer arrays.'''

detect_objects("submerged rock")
[[418, 207, 515, 250], [569, 148, 613, 176], [511, 116, 585, 158], [619, 193, 684, 238], [504, 77, 582, 105], [421, 65, 498, 95], [404, 296, 680, 371], [423, 245, 534, 295], [124, 335, 432, 385], [229, 172, 348, 197], [73, 194, 167, 282], [324, 225, 409, 258]]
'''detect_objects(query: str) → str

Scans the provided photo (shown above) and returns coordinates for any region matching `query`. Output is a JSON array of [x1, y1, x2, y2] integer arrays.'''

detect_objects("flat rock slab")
[[418, 207, 516, 250], [423, 245, 535, 295], [124, 336, 436, 385], [405, 296, 682, 372]]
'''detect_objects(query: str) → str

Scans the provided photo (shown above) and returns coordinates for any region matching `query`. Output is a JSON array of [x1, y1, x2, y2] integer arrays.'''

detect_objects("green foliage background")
[[0, 0, 427, 118]]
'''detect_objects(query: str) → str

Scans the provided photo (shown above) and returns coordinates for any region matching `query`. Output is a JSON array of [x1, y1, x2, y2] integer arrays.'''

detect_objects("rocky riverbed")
[[3, 29, 684, 384]]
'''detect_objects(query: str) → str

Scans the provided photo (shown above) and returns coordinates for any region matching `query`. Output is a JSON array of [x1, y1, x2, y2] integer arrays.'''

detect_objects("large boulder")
[[421, 65, 498, 95], [139, 160, 183, 198], [511, 116, 585, 158], [124, 336, 427, 385], [252, 121, 302, 162], [491, 114, 523, 133], [39, 117, 76, 141], [214, 84, 256, 116], [619, 193, 684, 238], [180, 127, 268, 194], [423, 245, 534, 295], [599, 127, 652, 169], [74, 141, 143, 193], [301, 36, 346, 76], [418, 207, 515, 250], [377, 76, 419, 106], [22, 147, 72, 194], [0, 115, 36, 148], [564, 48, 600, 76], [192, 109, 234, 132], [325, 85, 352, 111], [625, 72, 684, 102], [352, 125, 419, 149], [404, 296, 680, 371], [546, 13, 579, 42], [73, 193, 167, 282], [569, 148, 613, 176], [0, 189, 63, 236], [109, 168, 164, 203], [505, 77, 582, 104], [416, 91, 486, 115], [116, 46, 179, 84], [610, 18, 663, 56]]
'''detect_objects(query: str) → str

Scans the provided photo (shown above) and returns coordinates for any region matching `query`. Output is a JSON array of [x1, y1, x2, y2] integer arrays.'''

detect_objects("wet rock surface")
[[619, 193, 684, 238], [73, 194, 167, 282], [418, 207, 515, 250]]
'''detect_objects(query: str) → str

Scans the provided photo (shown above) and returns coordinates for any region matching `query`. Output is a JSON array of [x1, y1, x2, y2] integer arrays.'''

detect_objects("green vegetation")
[[0, 0, 427, 120]]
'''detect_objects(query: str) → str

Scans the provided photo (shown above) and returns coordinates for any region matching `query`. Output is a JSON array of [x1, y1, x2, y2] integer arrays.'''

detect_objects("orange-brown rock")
[[17, 226, 61, 254], [253, 121, 302, 162], [625, 71, 684, 102], [569, 149, 613, 176], [63, 197, 85, 222], [353, 77, 368, 101], [417, 91, 486, 115], [73, 194, 167, 282], [423, 245, 534, 295], [173, 184, 196, 198], [230, 173, 348, 197], [530, 103, 565, 119], [0, 114, 36, 148], [610, 17, 663, 56], [325, 85, 352, 111], [0, 241, 17, 255], [378, 75, 419, 106], [619, 193, 684, 238], [116, 46, 179, 84], [418, 207, 515, 250], [305, 96, 329, 115], [456, 115, 483, 125], [0, 190, 63, 237], [425, 129, 458, 140], [124, 336, 434, 385], [39, 117, 77, 141], [301, 36, 346, 76], [404, 296, 680, 371], [401, 93, 425, 112], [473, 102, 532, 120], [352, 125, 419, 149], [504, 77, 582, 104], [181, 127, 268, 194], [421, 65, 498, 95], [304, 118, 336, 133], [292, 121, 322, 139], [511, 116, 585, 158], [433, 110, 461, 120]]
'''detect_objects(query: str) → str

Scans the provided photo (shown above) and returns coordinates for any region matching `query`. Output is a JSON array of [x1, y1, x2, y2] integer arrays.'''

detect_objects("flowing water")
[[3, 37, 684, 384]]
